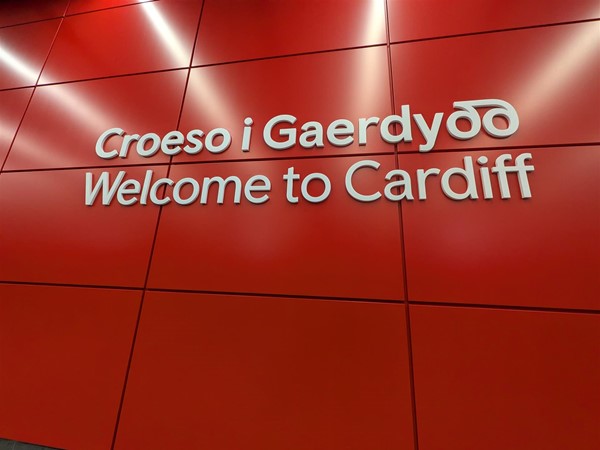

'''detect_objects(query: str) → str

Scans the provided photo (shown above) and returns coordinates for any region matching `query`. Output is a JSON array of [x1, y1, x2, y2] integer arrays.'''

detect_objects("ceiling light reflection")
[[141, 2, 190, 67], [7, 83, 116, 168], [185, 68, 237, 132], [0, 44, 39, 82], [516, 23, 599, 117], [351, 1, 387, 115], [361, 0, 386, 45]]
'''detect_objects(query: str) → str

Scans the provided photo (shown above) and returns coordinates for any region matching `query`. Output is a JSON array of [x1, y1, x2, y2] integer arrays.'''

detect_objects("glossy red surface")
[[5, 70, 186, 170], [0, 1, 598, 449], [0, 88, 32, 167], [388, 0, 600, 42], [40, 0, 201, 84], [411, 305, 600, 450], [400, 146, 600, 310], [391, 22, 600, 152], [0, 19, 60, 90], [148, 156, 405, 300], [0, 284, 140, 450], [67, 0, 152, 15], [115, 291, 415, 450], [0, 0, 67, 27], [0, 166, 166, 287], [180, 46, 392, 163], [194, 0, 386, 65]]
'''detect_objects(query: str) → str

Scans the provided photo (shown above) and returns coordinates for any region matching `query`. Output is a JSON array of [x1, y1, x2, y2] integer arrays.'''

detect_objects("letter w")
[[85, 171, 126, 205]]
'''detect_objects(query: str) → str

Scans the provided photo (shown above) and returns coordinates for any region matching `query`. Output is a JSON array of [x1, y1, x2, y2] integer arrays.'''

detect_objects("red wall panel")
[[0, 284, 141, 450], [400, 146, 600, 310], [0, 19, 60, 90], [388, 0, 600, 42], [5, 71, 186, 170], [114, 291, 415, 450], [391, 21, 600, 152], [180, 46, 392, 163], [39, 0, 201, 84], [0, 0, 67, 28], [194, 0, 386, 65], [0, 167, 165, 287], [411, 305, 600, 450], [148, 156, 405, 300]]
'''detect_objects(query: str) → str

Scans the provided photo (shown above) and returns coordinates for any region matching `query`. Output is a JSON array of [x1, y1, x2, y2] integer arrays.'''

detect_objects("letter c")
[[96, 128, 125, 159], [345, 160, 382, 202]]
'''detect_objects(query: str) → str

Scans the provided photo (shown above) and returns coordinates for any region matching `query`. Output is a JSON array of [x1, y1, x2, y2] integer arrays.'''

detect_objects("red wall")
[[0, 1, 599, 449]]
